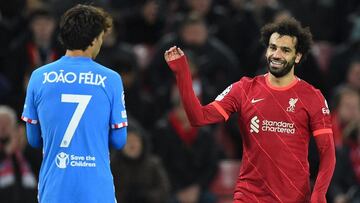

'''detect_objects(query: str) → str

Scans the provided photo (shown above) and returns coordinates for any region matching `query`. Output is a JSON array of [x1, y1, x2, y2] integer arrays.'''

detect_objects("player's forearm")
[[175, 65, 207, 127], [311, 133, 336, 203], [169, 56, 222, 127], [26, 123, 43, 148]]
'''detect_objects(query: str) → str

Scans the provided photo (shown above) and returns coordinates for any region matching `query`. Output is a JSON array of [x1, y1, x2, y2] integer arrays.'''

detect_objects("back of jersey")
[[22, 56, 127, 203]]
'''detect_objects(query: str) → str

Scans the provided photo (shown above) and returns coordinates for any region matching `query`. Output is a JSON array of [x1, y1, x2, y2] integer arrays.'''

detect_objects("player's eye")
[[282, 48, 291, 53], [268, 45, 276, 51]]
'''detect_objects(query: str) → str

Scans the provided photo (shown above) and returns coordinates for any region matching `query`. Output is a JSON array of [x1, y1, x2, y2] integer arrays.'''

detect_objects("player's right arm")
[[22, 71, 43, 148], [164, 46, 226, 127], [25, 122, 42, 148], [109, 73, 128, 149]]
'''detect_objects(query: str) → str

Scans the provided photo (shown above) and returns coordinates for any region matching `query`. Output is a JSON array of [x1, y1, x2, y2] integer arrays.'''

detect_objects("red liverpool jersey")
[[213, 74, 332, 203]]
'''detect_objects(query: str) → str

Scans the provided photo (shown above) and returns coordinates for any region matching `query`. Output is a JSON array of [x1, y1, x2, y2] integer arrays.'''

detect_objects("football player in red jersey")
[[164, 17, 335, 203]]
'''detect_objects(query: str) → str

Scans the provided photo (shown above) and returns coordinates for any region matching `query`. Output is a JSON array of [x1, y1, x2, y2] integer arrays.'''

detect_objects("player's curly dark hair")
[[260, 17, 313, 61], [59, 4, 112, 50]]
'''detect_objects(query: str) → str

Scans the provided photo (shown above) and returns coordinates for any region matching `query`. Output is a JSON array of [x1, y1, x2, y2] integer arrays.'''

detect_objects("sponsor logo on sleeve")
[[215, 85, 232, 101], [122, 91, 126, 108], [322, 99, 330, 115], [121, 110, 127, 118]]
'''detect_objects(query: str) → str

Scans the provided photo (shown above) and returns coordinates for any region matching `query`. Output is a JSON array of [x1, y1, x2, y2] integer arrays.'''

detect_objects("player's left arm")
[[311, 131, 335, 203], [22, 70, 43, 148], [310, 91, 336, 203], [109, 73, 128, 149], [110, 127, 127, 149]]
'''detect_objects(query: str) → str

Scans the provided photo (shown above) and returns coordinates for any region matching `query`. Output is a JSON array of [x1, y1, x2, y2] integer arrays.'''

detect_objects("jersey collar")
[[264, 74, 300, 91]]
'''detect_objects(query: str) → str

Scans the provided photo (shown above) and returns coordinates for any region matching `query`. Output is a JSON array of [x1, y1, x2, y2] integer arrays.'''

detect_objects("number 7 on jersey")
[[60, 94, 92, 148]]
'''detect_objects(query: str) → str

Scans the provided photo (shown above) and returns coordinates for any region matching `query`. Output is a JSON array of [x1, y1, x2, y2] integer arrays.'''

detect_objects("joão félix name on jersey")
[[43, 70, 107, 87]]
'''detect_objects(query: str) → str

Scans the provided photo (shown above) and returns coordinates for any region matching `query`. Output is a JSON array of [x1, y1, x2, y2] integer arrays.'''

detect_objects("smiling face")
[[265, 32, 302, 78]]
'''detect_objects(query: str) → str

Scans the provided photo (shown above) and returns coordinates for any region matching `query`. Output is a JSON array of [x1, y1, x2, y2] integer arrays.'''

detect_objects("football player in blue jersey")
[[21, 4, 127, 203]]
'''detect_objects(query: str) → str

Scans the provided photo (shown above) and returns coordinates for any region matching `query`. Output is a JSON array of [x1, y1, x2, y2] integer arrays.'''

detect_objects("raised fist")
[[164, 46, 184, 61]]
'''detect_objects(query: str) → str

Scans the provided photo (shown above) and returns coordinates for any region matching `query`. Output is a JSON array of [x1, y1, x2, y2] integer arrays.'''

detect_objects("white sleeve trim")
[[21, 116, 38, 124], [111, 122, 128, 129]]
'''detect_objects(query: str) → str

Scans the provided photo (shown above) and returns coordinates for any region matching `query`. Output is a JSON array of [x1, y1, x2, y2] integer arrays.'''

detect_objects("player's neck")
[[65, 49, 93, 58], [267, 71, 296, 88]]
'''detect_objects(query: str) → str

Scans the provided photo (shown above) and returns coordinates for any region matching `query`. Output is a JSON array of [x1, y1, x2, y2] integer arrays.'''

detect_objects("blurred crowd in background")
[[0, 0, 360, 202]]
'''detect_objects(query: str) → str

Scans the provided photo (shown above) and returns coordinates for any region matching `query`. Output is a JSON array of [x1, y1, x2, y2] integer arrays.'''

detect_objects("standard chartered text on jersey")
[[42, 69, 107, 87]]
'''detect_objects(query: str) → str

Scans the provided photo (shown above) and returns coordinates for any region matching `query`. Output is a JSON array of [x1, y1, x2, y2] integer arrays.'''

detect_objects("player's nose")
[[272, 49, 283, 58]]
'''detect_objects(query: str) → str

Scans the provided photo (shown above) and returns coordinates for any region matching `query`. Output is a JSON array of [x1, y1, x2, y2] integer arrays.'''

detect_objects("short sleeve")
[[110, 73, 128, 129], [21, 72, 39, 124], [309, 90, 332, 136], [211, 80, 242, 120]]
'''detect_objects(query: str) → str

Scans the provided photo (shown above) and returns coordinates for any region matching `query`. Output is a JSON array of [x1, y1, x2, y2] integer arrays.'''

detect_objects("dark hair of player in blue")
[[260, 17, 313, 62], [59, 4, 112, 51]]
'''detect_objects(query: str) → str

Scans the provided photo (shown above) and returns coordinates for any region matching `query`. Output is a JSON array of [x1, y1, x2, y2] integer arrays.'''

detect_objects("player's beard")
[[266, 56, 296, 78]]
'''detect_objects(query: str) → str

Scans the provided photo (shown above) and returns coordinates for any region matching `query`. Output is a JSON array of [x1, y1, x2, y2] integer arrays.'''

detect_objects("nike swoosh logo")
[[251, 98, 265, 104]]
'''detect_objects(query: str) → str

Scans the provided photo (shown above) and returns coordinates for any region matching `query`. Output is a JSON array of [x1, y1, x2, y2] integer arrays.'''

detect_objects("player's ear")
[[295, 52, 302, 63], [91, 37, 98, 46], [87, 38, 96, 48], [91, 31, 104, 46]]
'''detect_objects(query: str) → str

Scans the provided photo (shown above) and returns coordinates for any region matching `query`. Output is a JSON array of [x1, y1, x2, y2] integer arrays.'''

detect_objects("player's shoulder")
[[218, 75, 259, 95], [297, 78, 325, 98], [239, 74, 265, 83], [216, 76, 260, 99], [297, 78, 330, 115], [234, 74, 264, 89], [296, 78, 328, 111], [30, 59, 62, 80]]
